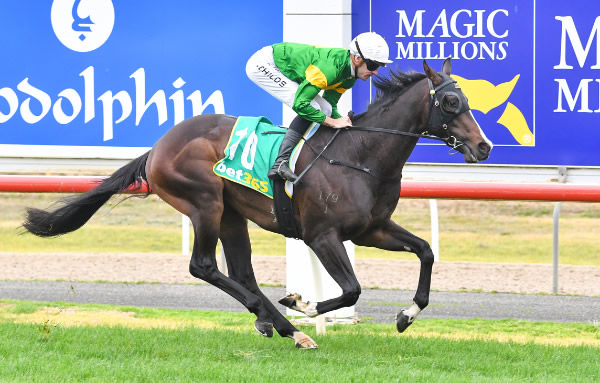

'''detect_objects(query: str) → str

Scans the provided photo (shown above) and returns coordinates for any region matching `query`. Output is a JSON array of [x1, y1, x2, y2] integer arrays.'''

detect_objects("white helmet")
[[349, 32, 393, 64]]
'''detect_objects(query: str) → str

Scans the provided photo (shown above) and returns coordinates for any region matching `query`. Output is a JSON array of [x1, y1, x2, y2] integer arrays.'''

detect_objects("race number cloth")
[[213, 116, 321, 198], [213, 116, 282, 198]]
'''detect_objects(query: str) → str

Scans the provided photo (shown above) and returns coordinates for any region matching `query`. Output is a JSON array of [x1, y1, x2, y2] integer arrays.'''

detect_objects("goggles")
[[355, 40, 386, 71]]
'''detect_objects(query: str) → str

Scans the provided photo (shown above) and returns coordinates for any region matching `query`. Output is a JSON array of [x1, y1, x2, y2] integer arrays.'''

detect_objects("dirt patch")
[[3, 252, 600, 297], [1, 252, 598, 296], [0, 305, 216, 329]]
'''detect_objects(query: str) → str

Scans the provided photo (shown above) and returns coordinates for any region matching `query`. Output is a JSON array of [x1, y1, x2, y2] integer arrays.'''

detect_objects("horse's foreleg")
[[354, 220, 434, 332], [287, 231, 361, 316]]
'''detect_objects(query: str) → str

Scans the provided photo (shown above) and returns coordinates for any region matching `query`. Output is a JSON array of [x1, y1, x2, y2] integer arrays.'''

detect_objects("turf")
[[0, 300, 598, 382]]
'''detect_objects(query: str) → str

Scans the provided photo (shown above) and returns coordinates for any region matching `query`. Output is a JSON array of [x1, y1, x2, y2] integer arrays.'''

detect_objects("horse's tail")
[[22, 151, 151, 237]]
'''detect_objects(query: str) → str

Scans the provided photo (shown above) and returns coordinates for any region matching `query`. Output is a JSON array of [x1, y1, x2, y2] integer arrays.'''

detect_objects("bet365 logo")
[[452, 74, 534, 146], [51, 0, 115, 52]]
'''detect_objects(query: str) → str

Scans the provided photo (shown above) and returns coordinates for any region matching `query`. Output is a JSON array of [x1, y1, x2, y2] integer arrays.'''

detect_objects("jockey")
[[246, 32, 392, 182]]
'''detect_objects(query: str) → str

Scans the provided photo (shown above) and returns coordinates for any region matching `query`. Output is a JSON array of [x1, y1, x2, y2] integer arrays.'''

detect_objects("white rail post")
[[552, 167, 567, 294], [283, 0, 355, 326], [552, 202, 561, 294]]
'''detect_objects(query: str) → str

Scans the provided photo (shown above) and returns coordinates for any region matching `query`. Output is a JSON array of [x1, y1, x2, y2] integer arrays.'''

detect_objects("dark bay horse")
[[23, 59, 492, 349]]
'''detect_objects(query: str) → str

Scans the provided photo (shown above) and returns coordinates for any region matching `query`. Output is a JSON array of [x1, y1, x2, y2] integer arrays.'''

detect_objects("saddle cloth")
[[212, 116, 320, 198], [213, 116, 283, 198]]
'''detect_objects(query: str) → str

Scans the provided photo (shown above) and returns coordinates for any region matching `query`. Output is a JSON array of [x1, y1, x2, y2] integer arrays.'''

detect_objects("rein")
[[297, 126, 449, 184], [349, 126, 450, 144], [348, 74, 470, 151], [289, 76, 471, 184], [301, 129, 400, 183]]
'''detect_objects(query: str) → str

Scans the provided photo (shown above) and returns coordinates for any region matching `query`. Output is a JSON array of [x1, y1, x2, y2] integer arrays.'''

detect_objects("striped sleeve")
[[305, 64, 328, 89]]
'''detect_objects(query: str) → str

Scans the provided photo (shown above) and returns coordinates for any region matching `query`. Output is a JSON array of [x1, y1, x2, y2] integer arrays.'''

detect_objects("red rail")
[[398, 181, 600, 202], [0, 175, 599, 202], [0, 176, 148, 194]]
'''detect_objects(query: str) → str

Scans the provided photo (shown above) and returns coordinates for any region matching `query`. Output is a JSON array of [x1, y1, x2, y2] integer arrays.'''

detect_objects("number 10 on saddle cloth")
[[213, 116, 287, 198]]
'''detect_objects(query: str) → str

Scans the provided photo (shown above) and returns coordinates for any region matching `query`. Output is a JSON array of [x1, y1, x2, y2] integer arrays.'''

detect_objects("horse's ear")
[[423, 60, 442, 85], [442, 57, 452, 75]]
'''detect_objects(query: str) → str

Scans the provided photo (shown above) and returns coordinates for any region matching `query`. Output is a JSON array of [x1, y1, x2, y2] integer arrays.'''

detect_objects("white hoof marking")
[[402, 303, 422, 323]]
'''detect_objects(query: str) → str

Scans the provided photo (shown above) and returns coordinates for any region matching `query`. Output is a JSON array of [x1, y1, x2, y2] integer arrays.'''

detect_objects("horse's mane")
[[371, 68, 426, 106], [355, 68, 426, 118]]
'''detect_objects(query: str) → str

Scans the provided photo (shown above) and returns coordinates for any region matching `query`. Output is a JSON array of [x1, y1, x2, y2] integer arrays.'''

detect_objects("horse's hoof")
[[292, 332, 318, 350], [395, 310, 414, 333], [278, 293, 300, 309], [296, 340, 318, 350], [254, 320, 273, 338]]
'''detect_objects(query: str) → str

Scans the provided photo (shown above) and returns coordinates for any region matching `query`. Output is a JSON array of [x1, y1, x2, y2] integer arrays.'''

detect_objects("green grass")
[[0, 299, 598, 382], [2, 191, 600, 265]]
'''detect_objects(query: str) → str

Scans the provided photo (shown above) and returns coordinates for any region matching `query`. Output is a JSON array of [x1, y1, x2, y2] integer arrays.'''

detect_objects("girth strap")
[[272, 179, 302, 239]]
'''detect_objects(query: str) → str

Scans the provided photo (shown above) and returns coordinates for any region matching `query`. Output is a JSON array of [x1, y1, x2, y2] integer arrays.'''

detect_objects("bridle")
[[350, 74, 470, 151], [422, 74, 471, 150]]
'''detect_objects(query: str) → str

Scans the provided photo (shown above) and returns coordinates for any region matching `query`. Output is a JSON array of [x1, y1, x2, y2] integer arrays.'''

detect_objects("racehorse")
[[23, 59, 492, 349]]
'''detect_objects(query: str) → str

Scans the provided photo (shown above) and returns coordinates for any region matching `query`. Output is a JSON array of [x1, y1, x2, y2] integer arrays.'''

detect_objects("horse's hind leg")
[[162, 177, 270, 331], [219, 205, 317, 348], [147, 139, 315, 348], [187, 206, 270, 323]]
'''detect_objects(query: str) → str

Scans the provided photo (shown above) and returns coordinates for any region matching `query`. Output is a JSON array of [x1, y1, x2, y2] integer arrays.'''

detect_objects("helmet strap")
[[350, 53, 360, 79]]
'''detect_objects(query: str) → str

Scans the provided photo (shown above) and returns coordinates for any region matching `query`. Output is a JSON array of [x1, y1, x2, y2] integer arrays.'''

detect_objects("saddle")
[[212, 116, 306, 238]]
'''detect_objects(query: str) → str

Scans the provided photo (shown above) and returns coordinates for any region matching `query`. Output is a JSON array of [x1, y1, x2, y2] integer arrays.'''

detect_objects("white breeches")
[[245, 45, 332, 117]]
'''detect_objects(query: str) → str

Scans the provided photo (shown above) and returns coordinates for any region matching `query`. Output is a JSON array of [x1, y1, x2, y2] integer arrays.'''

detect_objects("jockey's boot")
[[268, 128, 303, 182]]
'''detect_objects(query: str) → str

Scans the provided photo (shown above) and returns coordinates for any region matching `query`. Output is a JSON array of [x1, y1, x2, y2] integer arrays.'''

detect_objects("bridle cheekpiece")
[[423, 74, 471, 151]]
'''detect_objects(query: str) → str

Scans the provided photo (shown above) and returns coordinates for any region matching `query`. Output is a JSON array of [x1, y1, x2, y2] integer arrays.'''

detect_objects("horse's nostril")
[[478, 142, 491, 154]]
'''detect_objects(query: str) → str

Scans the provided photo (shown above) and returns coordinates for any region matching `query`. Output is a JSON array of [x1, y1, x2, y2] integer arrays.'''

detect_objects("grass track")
[[1, 300, 599, 382]]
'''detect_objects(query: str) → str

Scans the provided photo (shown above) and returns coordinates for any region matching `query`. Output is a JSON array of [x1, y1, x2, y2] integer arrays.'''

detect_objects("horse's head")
[[423, 58, 492, 163]]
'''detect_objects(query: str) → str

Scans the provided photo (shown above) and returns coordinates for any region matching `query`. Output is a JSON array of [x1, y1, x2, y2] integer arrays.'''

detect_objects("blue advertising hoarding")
[[352, 0, 600, 166], [0, 1, 282, 154]]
